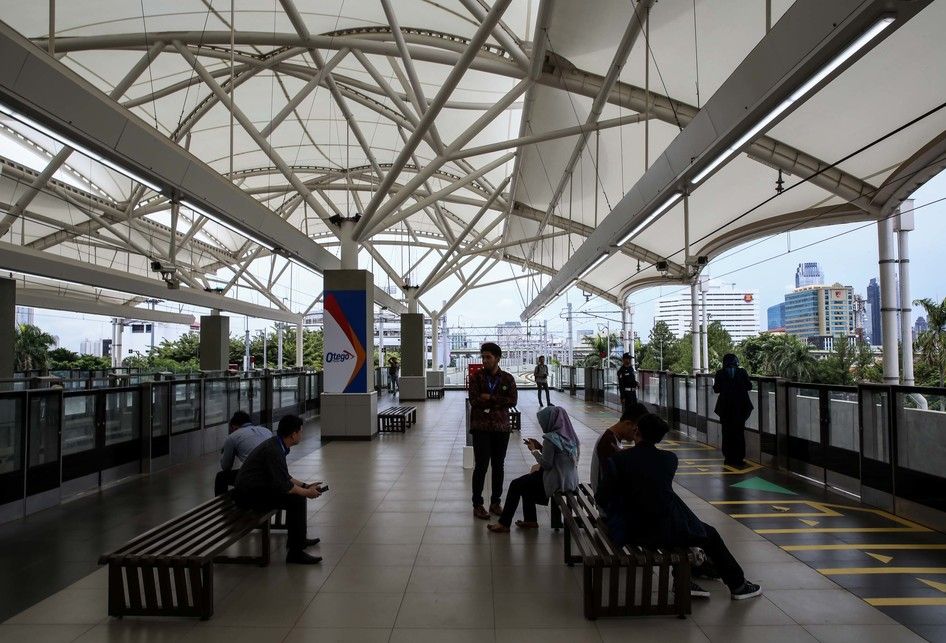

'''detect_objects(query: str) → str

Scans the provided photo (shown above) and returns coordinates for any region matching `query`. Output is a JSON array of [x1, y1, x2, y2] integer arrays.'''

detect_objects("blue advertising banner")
[[323, 289, 368, 393]]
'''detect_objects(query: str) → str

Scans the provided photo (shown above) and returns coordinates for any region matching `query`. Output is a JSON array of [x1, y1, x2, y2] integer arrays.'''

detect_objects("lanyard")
[[485, 372, 500, 394]]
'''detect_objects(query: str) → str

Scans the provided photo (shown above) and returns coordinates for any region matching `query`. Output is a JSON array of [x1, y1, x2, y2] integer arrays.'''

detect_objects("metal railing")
[[0, 369, 322, 524], [635, 369, 946, 531]]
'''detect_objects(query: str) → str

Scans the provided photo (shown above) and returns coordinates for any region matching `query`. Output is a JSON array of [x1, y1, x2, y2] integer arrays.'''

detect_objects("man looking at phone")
[[233, 414, 326, 564], [468, 342, 518, 520]]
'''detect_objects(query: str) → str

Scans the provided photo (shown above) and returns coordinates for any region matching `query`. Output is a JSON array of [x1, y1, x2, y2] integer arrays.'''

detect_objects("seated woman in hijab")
[[487, 405, 579, 533]]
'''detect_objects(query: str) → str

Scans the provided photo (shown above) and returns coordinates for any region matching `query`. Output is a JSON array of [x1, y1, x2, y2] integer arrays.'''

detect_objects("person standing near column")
[[469, 342, 518, 520], [534, 355, 551, 407], [388, 356, 399, 394], [617, 353, 638, 415], [713, 353, 753, 467]]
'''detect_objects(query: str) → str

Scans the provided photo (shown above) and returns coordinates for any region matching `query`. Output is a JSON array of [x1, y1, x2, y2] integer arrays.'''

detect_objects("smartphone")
[[317, 484, 329, 493]]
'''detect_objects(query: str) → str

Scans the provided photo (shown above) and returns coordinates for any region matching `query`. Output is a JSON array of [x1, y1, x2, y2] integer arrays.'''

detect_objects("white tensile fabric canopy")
[[0, 0, 943, 322]]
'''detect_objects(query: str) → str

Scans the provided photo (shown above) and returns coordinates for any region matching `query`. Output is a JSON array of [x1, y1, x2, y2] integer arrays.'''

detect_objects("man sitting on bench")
[[214, 411, 272, 496], [596, 413, 762, 601], [233, 415, 325, 564]]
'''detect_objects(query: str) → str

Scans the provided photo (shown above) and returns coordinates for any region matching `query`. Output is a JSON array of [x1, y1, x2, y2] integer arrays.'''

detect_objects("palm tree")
[[14, 323, 57, 372], [772, 336, 817, 382], [580, 333, 620, 367], [914, 297, 946, 387]]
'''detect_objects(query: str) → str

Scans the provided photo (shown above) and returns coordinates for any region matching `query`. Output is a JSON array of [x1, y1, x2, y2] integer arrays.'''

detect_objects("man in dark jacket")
[[233, 415, 324, 564], [713, 353, 753, 467], [616, 353, 638, 415], [468, 342, 518, 520], [596, 414, 761, 600]]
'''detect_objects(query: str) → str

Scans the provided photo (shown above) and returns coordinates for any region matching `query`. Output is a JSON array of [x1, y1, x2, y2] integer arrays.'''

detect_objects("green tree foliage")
[[913, 297, 946, 387], [637, 321, 678, 371], [815, 339, 856, 385], [735, 332, 816, 381], [48, 347, 110, 371], [14, 323, 57, 372], [580, 333, 621, 367]]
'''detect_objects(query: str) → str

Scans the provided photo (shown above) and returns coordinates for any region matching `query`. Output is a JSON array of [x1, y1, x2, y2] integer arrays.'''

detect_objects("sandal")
[[487, 523, 510, 533], [515, 520, 539, 529], [473, 505, 490, 520]]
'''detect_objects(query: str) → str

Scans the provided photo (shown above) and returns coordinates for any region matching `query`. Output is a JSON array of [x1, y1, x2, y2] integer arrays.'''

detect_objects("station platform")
[[0, 391, 942, 642]]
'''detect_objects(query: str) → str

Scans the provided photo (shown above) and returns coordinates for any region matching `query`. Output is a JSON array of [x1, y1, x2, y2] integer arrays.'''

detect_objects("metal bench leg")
[[108, 562, 125, 618], [199, 563, 214, 620], [260, 521, 271, 567], [583, 565, 598, 620]]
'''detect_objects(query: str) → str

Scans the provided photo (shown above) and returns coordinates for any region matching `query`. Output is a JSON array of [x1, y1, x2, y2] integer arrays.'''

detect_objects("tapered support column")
[[199, 312, 229, 371], [701, 277, 710, 372], [878, 216, 900, 384], [622, 305, 630, 355], [321, 269, 377, 439], [430, 313, 439, 369], [277, 324, 284, 370], [295, 319, 303, 368], [896, 201, 915, 385]]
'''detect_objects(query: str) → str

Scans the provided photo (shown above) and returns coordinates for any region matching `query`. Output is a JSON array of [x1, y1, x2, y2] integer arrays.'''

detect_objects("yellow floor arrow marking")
[[731, 512, 828, 519], [758, 527, 928, 534], [782, 544, 946, 552], [818, 567, 946, 575], [865, 553, 893, 564], [799, 519, 820, 527], [918, 578, 946, 593], [772, 505, 791, 512], [697, 467, 709, 472]]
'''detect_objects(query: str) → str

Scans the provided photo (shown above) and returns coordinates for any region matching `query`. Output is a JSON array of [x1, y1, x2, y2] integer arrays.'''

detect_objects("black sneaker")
[[304, 538, 321, 548], [690, 581, 710, 599], [731, 581, 762, 600], [286, 550, 322, 564]]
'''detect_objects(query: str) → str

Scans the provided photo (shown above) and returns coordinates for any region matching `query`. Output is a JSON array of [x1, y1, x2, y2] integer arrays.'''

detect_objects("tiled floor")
[[0, 391, 939, 642]]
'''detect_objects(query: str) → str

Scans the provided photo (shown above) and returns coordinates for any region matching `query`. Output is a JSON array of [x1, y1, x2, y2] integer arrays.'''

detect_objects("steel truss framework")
[[0, 0, 943, 326]]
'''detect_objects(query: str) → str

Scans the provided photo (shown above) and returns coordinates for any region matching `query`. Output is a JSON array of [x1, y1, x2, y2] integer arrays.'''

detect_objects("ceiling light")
[[578, 252, 609, 280], [0, 101, 164, 193], [690, 16, 895, 186], [5, 269, 141, 300], [182, 199, 275, 251], [617, 192, 682, 245]]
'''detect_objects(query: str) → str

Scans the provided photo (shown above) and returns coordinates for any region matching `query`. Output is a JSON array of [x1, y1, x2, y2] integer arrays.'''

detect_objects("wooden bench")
[[556, 484, 692, 620], [99, 493, 275, 620], [378, 405, 417, 432], [426, 388, 445, 399], [509, 406, 521, 431]]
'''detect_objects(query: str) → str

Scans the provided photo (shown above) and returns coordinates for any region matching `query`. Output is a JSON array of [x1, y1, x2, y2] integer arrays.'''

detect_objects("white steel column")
[[244, 328, 251, 370], [627, 303, 636, 362], [339, 219, 358, 270], [295, 319, 303, 368], [690, 280, 701, 374], [701, 277, 710, 372], [896, 200, 915, 385], [379, 307, 385, 363], [431, 313, 439, 369], [114, 318, 124, 368], [878, 216, 900, 384], [567, 302, 574, 365], [622, 304, 630, 354]]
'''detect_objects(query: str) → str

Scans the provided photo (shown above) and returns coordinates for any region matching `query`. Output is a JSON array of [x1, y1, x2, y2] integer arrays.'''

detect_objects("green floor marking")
[[730, 477, 797, 496]]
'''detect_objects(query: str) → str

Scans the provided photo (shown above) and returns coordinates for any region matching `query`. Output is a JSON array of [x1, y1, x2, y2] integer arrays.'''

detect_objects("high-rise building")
[[80, 339, 103, 356], [867, 278, 882, 346], [767, 303, 786, 331], [654, 286, 760, 342], [783, 283, 855, 343], [495, 321, 525, 345], [914, 316, 929, 338], [14, 306, 34, 326], [795, 262, 824, 288]]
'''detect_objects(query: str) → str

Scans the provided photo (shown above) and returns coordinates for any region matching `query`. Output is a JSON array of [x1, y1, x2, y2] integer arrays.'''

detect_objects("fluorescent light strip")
[[182, 199, 275, 251], [0, 102, 164, 193], [289, 258, 322, 276], [690, 16, 895, 186], [617, 192, 682, 246], [578, 252, 609, 280]]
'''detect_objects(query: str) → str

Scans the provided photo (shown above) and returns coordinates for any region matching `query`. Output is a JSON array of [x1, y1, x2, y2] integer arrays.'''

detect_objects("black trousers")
[[235, 491, 307, 551], [620, 391, 638, 415], [720, 417, 746, 465], [214, 469, 239, 496], [499, 470, 545, 526], [471, 430, 510, 507], [687, 523, 746, 592], [536, 383, 551, 405]]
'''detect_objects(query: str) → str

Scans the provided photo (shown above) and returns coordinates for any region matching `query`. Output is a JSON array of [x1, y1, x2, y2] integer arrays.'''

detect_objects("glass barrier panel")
[[203, 379, 228, 427], [746, 387, 760, 430], [0, 396, 24, 475], [828, 390, 859, 452], [152, 384, 169, 438], [789, 387, 821, 442], [171, 382, 200, 434], [62, 394, 95, 455], [106, 390, 140, 445], [280, 375, 299, 408], [29, 393, 61, 467], [895, 391, 946, 478]]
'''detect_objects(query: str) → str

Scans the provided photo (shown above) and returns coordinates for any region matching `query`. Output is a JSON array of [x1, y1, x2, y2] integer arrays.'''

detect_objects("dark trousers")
[[688, 523, 746, 591], [214, 469, 239, 496], [471, 430, 510, 507], [620, 391, 638, 415], [720, 417, 746, 465], [537, 383, 551, 405], [499, 470, 546, 526], [235, 491, 307, 551]]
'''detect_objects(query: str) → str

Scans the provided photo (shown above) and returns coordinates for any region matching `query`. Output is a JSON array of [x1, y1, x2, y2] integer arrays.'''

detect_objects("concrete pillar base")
[[426, 370, 444, 388], [399, 375, 427, 401], [320, 392, 378, 440]]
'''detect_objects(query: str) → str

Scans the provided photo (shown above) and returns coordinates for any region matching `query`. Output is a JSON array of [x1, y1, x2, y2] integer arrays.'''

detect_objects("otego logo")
[[326, 350, 355, 363]]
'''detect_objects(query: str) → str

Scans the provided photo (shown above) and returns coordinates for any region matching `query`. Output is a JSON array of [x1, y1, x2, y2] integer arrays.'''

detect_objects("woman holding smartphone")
[[487, 405, 579, 532]]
